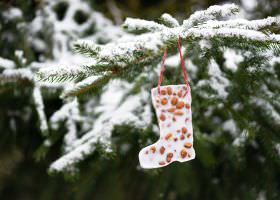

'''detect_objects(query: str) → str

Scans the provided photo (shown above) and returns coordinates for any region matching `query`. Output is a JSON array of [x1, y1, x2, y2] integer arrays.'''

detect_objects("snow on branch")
[[33, 86, 49, 136], [186, 27, 279, 43], [0, 68, 34, 84], [37, 64, 91, 82], [37, 3, 280, 98], [183, 3, 239, 28], [0, 57, 16, 69], [61, 74, 111, 98], [159, 13, 179, 28], [49, 80, 152, 172], [198, 17, 280, 31], [123, 18, 167, 33], [73, 40, 101, 57]]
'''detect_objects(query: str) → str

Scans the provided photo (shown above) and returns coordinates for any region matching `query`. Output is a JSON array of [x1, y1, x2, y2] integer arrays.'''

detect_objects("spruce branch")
[[183, 3, 239, 29], [37, 3, 280, 98], [61, 73, 112, 98], [0, 57, 16, 69], [73, 40, 101, 57], [159, 13, 179, 28], [33, 86, 49, 136], [122, 18, 167, 33]]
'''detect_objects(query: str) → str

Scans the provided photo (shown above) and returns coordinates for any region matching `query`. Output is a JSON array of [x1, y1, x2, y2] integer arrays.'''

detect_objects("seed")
[[181, 149, 187, 158], [184, 142, 192, 148], [160, 114, 166, 121], [150, 146, 156, 153], [176, 130, 180, 133], [180, 134, 185, 140], [166, 153, 173, 162], [161, 98, 168, 105], [187, 134, 191, 138], [185, 104, 190, 109], [167, 87, 172, 95], [160, 146, 165, 154], [174, 138, 178, 142], [171, 97, 178, 105], [145, 150, 149, 154], [167, 107, 175, 113], [172, 116, 176, 122], [178, 90, 182, 97], [161, 89, 166, 95], [182, 127, 187, 134], [174, 111, 184, 115], [165, 133, 172, 140], [159, 161, 166, 165], [176, 102, 185, 109]]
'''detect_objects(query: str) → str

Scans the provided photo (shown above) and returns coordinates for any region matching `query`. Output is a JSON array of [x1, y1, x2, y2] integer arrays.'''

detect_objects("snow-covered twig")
[[183, 4, 239, 28], [160, 13, 179, 28], [123, 18, 167, 33], [33, 86, 49, 136], [38, 4, 280, 89], [0, 57, 16, 69]]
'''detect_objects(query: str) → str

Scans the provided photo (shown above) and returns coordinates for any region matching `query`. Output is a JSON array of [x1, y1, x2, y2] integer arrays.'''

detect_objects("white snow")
[[223, 119, 238, 136], [0, 57, 15, 69], [233, 130, 249, 146], [250, 97, 280, 123], [197, 59, 229, 98], [2, 7, 22, 20], [183, 4, 239, 28], [2, 68, 33, 81], [160, 13, 179, 27], [123, 18, 167, 32], [224, 49, 244, 72], [49, 80, 152, 171], [33, 86, 49, 134], [275, 144, 280, 156], [2, 2, 279, 172], [241, 0, 258, 11]]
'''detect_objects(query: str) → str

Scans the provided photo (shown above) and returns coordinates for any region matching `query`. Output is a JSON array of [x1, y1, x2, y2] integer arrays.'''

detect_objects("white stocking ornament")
[[139, 39, 195, 169]]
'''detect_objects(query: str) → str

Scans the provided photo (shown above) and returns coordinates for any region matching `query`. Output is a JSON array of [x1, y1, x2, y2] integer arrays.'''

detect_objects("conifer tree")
[[0, 1, 280, 199]]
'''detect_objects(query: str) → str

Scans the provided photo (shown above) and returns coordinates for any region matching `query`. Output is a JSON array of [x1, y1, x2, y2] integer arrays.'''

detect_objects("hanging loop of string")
[[157, 37, 189, 96]]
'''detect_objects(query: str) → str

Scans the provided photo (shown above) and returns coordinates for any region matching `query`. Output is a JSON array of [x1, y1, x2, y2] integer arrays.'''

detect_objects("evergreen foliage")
[[0, 0, 279, 199]]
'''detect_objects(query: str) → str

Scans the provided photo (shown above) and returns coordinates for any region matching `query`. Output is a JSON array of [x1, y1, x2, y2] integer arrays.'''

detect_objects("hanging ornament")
[[139, 38, 195, 168]]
